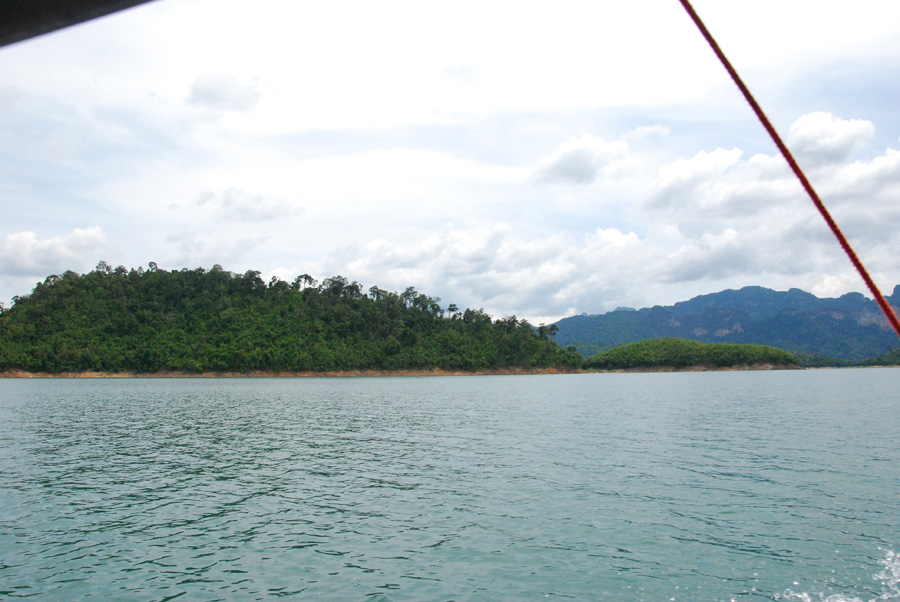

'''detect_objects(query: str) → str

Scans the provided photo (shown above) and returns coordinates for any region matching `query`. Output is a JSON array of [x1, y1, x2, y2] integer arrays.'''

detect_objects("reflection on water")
[[1, 370, 898, 600]]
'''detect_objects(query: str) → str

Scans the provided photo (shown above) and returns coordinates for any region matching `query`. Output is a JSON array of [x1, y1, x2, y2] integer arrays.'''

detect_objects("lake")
[[1, 370, 898, 601]]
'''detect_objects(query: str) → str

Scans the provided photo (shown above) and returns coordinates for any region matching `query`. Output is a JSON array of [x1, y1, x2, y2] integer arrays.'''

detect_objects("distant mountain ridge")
[[553, 285, 900, 362]]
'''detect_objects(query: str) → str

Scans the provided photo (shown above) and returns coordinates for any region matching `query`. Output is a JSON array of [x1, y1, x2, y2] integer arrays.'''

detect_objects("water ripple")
[[1, 371, 898, 600]]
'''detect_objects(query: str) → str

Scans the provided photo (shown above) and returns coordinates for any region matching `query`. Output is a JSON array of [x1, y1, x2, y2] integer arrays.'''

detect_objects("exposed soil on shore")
[[0, 367, 582, 379], [5, 364, 896, 379]]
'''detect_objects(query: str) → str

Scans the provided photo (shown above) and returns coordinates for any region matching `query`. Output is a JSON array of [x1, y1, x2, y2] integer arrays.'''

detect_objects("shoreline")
[[0, 366, 582, 379], [8, 364, 898, 379], [0, 363, 842, 378]]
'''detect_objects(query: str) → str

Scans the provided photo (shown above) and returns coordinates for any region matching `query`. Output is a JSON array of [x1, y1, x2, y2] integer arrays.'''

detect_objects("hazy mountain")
[[554, 285, 900, 362]]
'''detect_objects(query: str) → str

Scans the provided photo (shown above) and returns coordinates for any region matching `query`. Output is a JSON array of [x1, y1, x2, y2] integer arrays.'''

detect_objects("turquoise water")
[[0, 370, 898, 601]]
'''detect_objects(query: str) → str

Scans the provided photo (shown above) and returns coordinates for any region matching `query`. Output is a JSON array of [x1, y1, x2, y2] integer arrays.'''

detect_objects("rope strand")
[[677, 0, 900, 340]]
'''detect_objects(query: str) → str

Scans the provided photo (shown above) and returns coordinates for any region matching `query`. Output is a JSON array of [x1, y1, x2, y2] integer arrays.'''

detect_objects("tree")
[[0, 265, 584, 374], [291, 274, 317, 290]]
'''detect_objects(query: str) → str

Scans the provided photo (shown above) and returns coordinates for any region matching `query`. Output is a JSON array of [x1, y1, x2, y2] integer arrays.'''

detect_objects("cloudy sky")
[[2, 0, 900, 323]]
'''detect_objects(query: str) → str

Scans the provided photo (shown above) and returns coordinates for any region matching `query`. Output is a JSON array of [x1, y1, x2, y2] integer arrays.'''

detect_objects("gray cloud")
[[658, 229, 756, 283], [188, 74, 262, 112], [534, 135, 628, 184], [164, 232, 269, 268], [193, 188, 302, 222], [0, 85, 21, 109]]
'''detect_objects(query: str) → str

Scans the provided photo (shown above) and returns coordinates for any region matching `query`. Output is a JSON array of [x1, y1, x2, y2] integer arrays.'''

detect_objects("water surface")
[[1, 370, 898, 600]]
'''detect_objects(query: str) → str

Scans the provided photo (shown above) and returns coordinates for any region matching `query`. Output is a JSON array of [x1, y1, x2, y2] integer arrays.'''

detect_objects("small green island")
[[0, 263, 804, 376], [584, 338, 798, 371]]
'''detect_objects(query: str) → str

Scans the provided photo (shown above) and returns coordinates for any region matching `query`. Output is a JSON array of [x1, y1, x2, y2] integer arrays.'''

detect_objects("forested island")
[[584, 338, 798, 371], [0, 263, 582, 375]]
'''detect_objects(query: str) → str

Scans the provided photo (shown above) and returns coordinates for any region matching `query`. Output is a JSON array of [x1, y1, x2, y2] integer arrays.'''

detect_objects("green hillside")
[[0, 263, 581, 374], [584, 338, 798, 371], [857, 348, 900, 367]]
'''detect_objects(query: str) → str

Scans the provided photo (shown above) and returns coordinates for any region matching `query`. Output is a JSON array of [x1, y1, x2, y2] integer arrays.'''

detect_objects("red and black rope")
[[677, 0, 900, 340]]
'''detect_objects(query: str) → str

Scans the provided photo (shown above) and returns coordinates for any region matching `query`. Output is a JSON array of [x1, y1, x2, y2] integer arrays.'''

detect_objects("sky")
[[2, 0, 900, 324]]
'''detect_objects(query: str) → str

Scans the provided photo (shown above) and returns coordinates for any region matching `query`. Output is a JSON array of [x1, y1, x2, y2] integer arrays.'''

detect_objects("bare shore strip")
[[0, 364, 805, 378], [0, 367, 582, 379]]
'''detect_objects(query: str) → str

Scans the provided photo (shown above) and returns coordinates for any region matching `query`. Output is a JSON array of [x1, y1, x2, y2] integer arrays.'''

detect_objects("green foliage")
[[791, 351, 855, 368], [0, 263, 582, 374], [564, 341, 613, 359], [857, 347, 900, 367], [584, 338, 797, 370]]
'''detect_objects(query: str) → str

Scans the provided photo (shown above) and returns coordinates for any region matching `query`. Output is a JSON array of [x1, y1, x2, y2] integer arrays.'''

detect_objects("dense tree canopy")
[[0, 263, 582, 374], [584, 338, 797, 370]]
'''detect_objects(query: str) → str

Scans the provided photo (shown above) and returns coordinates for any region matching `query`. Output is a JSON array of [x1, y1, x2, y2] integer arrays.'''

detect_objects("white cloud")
[[645, 147, 764, 237], [318, 224, 659, 321], [643, 112, 887, 241], [788, 112, 875, 167], [3, 1, 900, 318], [0, 227, 107, 277], [627, 125, 671, 140], [652, 147, 743, 197], [634, 113, 900, 301], [819, 148, 900, 202]]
